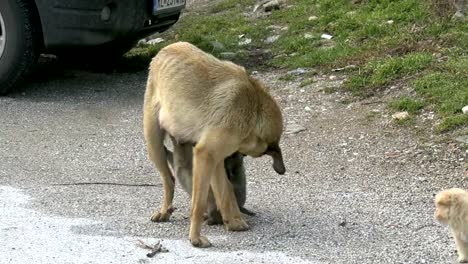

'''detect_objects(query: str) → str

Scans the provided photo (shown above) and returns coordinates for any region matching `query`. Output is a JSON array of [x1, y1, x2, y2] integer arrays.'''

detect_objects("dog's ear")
[[266, 144, 286, 175]]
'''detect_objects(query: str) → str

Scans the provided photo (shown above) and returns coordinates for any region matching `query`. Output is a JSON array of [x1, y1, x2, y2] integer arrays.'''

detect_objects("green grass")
[[389, 96, 425, 114], [125, 0, 468, 132], [345, 52, 434, 96]]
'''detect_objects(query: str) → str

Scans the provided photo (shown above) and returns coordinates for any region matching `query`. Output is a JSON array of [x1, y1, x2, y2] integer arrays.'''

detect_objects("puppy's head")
[[434, 188, 466, 225]]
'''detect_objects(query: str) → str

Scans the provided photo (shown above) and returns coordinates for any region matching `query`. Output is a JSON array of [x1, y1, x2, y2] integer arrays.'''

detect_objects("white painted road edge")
[[0, 186, 320, 264]]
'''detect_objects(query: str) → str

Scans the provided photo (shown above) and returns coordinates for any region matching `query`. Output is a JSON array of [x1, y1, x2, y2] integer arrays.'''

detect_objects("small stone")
[[285, 122, 306, 135], [238, 38, 252, 46], [266, 25, 282, 30], [304, 33, 314, 39], [210, 41, 224, 50], [220, 52, 237, 59], [287, 68, 308, 75], [264, 35, 280, 44], [418, 177, 427, 182], [455, 135, 468, 144], [386, 20, 394, 24], [264, 0, 282, 12], [329, 75, 337, 80], [147, 38, 164, 45], [304, 106, 312, 112], [339, 220, 347, 227], [137, 39, 147, 46], [452, 11, 465, 20], [392, 111, 409, 120], [308, 15, 318, 21], [320, 33, 333, 40], [462, 105, 468, 114]]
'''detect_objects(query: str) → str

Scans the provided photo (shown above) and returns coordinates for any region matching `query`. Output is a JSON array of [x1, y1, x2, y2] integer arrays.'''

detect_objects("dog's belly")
[[159, 107, 203, 143]]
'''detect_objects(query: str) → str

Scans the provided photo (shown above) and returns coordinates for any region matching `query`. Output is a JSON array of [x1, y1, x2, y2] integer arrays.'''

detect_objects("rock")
[[264, 35, 280, 44], [304, 33, 314, 39], [267, 25, 282, 30], [147, 38, 164, 45], [308, 16, 318, 21], [386, 20, 394, 24], [304, 106, 312, 112], [220, 52, 237, 59], [287, 68, 308, 75], [452, 11, 465, 20], [210, 41, 224, 50], [462, 105, 468, 114], [329, 75, 337, 80], [392, 112, 409, 120], [332, 65, 357, 72], [253, 0, 283, 12], [238, 38, 252, 46], [320, 33, 333, 40], [264, 0, 282, 12], [137, 39, 147, 47], [285, 122, 307, 135], [455, 135, 468, 144]]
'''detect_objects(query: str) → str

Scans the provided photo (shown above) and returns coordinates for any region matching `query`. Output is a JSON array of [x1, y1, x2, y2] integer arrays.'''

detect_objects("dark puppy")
[[163, 136, 254, 225]]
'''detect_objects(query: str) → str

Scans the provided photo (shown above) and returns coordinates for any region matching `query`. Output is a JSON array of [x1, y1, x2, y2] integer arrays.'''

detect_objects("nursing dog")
[[143, 41, 285, 247]]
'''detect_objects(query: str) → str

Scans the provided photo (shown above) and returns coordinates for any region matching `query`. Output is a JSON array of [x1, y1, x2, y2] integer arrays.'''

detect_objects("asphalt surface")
[[0, 61, 467, 264]]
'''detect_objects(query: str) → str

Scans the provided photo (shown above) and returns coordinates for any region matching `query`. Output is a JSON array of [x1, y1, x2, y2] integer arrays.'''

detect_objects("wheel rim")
[[0, 11, 5, 59]]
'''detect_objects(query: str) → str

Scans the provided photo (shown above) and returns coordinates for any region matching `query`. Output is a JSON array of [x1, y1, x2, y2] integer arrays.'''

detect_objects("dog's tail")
[[240, 207, 256, 216]]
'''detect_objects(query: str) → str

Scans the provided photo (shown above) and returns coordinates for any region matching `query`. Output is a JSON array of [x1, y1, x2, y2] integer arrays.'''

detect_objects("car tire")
[[0, 0, 41, 95]]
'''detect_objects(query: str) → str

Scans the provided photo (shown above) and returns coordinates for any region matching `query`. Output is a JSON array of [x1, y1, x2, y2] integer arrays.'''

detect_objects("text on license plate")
[[154, 0, 185, 12]]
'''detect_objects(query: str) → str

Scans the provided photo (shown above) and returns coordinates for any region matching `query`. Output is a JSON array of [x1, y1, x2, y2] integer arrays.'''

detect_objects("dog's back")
[[145, 42, 280, 145]]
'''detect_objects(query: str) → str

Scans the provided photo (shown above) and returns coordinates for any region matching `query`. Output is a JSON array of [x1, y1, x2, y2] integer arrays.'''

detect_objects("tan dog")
[[143, 42, 285, 247], [163, 135, 255, 225], [434, 188, 468, 263]]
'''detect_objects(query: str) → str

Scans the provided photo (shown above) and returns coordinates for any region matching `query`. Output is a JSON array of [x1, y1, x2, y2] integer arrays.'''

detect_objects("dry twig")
[[136, 239, 169, 258]]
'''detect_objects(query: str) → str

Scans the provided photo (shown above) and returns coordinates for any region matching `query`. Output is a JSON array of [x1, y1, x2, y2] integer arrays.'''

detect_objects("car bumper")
[[35, 0, 185, 49]]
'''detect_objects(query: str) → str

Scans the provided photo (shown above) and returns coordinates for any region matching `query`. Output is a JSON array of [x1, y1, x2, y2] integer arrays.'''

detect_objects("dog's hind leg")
[[143, 107, 175, 222]]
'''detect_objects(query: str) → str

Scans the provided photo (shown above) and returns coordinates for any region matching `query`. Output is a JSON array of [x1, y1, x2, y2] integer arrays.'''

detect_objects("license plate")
[[153, 0, 186, 13]]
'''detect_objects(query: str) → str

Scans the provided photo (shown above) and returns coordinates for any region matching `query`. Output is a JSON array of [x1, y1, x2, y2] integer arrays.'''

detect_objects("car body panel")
[[33, 0, 185, 49]]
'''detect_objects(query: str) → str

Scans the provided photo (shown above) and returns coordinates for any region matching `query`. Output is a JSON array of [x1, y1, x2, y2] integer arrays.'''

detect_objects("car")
[[0, 0, 186, 95]]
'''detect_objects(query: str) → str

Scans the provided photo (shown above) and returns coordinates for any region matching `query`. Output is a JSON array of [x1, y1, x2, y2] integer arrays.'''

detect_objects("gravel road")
[[0, 60, 466, 264]]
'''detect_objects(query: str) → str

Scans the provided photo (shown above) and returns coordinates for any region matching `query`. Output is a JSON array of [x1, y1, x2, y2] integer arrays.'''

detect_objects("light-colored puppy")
[[434, 188, 468, 263], [143, 41, 285, 247]]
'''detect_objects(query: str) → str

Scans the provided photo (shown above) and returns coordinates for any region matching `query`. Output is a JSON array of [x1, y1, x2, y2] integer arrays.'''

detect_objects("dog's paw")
[[458, 256, 468, 263], [150, 211, 171, 222], [224, 217, 249, 231], [190, 236, 212, 248]]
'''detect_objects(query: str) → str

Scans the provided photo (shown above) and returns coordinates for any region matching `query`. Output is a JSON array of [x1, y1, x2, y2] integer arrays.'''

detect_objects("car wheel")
[[0, 0, 41, 95]]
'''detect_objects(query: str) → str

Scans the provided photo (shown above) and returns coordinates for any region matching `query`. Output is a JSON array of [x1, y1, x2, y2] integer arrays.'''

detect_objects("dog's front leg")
[[211, 163, 249, 231], [189, 129, 241, 247]]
